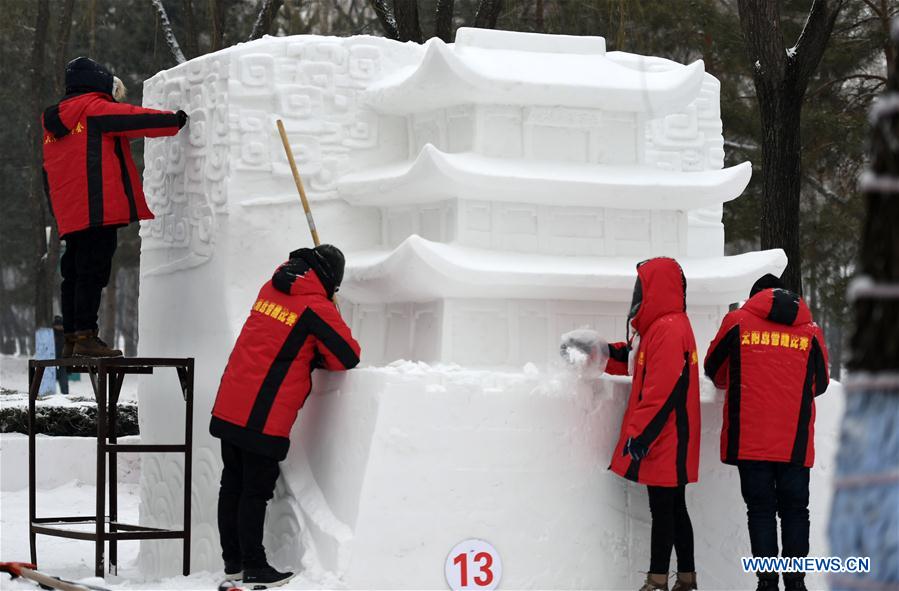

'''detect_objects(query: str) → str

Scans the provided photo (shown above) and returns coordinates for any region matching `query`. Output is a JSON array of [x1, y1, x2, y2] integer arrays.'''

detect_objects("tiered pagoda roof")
[[364, 29, 706, 115], [339, 144, 752, 209]]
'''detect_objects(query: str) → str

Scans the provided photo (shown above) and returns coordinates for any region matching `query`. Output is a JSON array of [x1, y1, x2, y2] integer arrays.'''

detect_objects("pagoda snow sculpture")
[[336, 28, 784, 366], [133, 29, 845, 591]]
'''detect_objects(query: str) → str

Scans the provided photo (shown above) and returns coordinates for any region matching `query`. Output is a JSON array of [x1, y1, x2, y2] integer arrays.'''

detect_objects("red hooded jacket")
[[704, 288, 829, 467], [606, 258, 701, 487], [210, 255, 361, 460], [41, 92, 183, 237]]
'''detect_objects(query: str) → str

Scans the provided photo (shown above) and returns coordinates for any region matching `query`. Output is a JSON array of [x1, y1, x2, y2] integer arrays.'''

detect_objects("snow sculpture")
[[136, 30, 841, 589]]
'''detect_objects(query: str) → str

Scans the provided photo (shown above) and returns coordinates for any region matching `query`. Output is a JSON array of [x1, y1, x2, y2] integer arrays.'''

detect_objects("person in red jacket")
[[42, 57, 187, 357], [210, 245, 360, 589], [704, 274, 829, 591], [562, 257, 701, 591]]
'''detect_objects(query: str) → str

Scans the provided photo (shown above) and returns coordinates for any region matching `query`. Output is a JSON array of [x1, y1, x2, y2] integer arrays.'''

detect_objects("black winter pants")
[[647, 485, 695, 574], [738, 460, 810, 582], [217, 439, 281, 570], [60, 226, 118, 333]]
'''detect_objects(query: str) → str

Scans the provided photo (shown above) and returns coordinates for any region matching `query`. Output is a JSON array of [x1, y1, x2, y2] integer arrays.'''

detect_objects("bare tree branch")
[[370, 0, 398, 39], [474, 0, 503, 29], [792, 0, 845, 87], [248, 0, 284, 41], [434, 0, 454, 42], [394, 0, 422, 42], [150, 0, 187, 63]]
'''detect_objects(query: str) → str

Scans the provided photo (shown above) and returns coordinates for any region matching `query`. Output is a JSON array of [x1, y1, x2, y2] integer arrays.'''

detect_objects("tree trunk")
[[850, 22, 899, 371], [829, 322, 842, 380], [54, 0, 75, 96], [737, 0, 844, 296], [151, 0, 187, 63], [29, 0, 53, 336], [474, 0, 502, 29], [88, 0, 97, 56], [434, 0, 454, 43], [535, 0, 543, 32], [210, 0, 226, 52], [370, 0, 399, 40], [757, 90, 804, 293], [394, 0, 422, 43], [877, 0, 895, 75], [248, 0, 284, 41], [184, 0, 199, 58]]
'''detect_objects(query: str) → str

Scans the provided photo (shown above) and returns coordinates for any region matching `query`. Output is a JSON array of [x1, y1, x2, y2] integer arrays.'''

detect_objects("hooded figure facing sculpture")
[[210, 244, 361, 588], [562, 257, 701, 591]]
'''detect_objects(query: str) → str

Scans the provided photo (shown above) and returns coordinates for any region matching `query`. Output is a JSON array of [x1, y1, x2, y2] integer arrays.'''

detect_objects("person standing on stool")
[[704, 274, 829, 591], [41, 57, 187, 358], [561, 257, 701, 591], [210, 245, 361, 589]]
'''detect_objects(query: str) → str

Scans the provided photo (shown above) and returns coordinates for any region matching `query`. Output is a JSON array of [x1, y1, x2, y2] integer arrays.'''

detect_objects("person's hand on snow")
[[559, 328, 609, 372], [623, 437, 648, 461]]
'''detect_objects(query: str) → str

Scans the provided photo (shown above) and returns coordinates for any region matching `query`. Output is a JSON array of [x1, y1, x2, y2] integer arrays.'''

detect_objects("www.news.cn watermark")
[[742, 557, 871, 574]]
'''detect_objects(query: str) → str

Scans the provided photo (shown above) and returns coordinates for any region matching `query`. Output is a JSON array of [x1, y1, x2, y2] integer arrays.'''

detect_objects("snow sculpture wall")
[[136, 30, 820, 589]]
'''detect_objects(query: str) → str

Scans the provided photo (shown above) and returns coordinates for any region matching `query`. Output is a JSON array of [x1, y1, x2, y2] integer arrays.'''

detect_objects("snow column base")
[[136, 365, 843, 588]]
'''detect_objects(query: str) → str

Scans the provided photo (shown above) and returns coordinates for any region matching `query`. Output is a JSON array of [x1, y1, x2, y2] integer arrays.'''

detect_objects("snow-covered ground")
[[0, 350, 327, 590], [0, 433, 326, 590], [0, 354, 139, 405]]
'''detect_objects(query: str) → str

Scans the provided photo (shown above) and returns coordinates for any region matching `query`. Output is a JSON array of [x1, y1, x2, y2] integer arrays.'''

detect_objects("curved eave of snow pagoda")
[[364, 36, 706, 116], [341, 235, 788, 307], [338, 144, 752, 210]]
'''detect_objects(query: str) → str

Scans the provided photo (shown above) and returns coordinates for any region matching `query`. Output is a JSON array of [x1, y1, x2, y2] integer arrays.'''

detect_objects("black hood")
[[281, 245, 345, 299], [750, 273, 785, 297], [65, 57, 114, 96]]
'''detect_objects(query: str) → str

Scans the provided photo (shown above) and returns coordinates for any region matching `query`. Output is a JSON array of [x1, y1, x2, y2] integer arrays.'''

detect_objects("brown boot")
[[639, 573, 669, 591], [61, 333, 77, 358], [72, 330, 123, 358], [671, 572, 697, 591]]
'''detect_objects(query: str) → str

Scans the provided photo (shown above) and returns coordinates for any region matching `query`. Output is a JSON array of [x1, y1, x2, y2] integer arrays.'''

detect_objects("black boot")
[[756, 574, 779, 591], [223, 562, 242, 581], [243, 565, 295, 590], [783, 575, 807, 591]]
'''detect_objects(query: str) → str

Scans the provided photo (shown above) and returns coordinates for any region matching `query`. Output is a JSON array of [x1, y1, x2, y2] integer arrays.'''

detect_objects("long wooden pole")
[[276, 119, 320, 246]]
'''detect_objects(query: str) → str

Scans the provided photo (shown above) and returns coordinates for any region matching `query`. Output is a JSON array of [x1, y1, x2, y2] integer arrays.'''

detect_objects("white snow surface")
[[366, 30, 707, 115], [0, 355, 139, 404], [1, 378, 846, 589], [338, 144, 753, 209]]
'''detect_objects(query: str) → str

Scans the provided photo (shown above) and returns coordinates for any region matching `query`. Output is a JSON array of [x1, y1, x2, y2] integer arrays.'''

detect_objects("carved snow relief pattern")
[[141, 55, 230, 277]]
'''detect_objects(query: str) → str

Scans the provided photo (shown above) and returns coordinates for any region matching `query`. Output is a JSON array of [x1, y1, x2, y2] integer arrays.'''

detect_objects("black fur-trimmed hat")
[[65, 57, 114, 96]]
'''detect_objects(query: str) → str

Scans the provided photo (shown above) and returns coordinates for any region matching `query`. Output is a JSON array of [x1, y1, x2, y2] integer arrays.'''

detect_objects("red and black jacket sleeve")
[[703, 312, 741, 389], [308, 301, 361, 371], [87, 100, 185, 139], [810, 325, 830, 397]]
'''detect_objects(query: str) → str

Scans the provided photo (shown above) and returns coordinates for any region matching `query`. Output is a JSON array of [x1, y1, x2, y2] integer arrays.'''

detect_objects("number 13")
[[453, 551, 494, 587]]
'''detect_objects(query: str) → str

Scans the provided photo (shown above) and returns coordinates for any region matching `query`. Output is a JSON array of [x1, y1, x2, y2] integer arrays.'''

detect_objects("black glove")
[[176, 110, 189, 129], [623, 437, 649, 461]]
